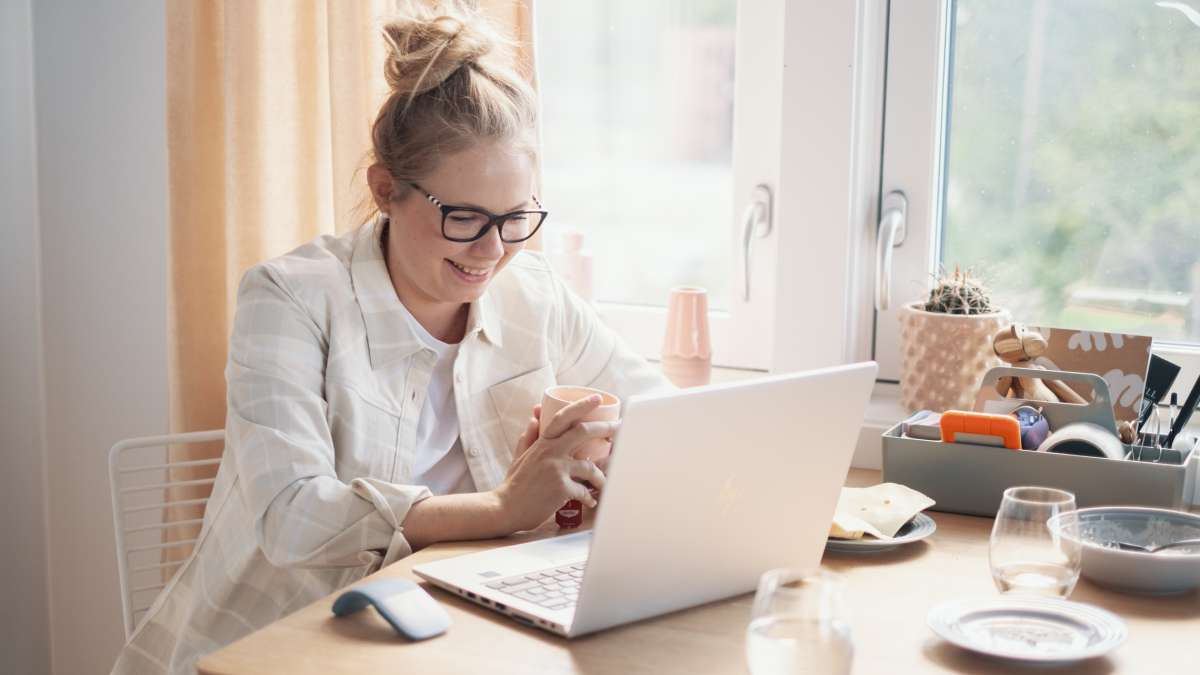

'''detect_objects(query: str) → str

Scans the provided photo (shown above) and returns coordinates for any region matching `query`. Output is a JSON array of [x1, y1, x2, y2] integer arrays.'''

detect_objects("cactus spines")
[[923, 266, 994, 315]]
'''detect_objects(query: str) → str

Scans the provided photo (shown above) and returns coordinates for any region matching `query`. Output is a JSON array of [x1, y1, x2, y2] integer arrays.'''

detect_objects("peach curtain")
[[164, 0, 537, 559]]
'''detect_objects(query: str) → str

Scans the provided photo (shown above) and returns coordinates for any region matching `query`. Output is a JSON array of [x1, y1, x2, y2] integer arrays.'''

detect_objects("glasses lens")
[[499, 212, 544, 242], [443, 209, 490, 240]]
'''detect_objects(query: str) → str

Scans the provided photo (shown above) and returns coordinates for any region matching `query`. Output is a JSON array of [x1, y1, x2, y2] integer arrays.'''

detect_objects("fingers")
[[541, 395, 603, 440], [512, 416, 538, 458], [564, 476, 598, 508], [522, 414, 539, 446], [567, 459, 606, 492], [515, 419, 533, 448], [524, 405, 542, 451], [507, 412, 543, 478], [551, 420, 619, 457]]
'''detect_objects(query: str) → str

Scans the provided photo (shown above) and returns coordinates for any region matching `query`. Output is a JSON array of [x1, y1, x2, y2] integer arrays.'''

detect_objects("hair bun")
[[382, 13, 496, 98]]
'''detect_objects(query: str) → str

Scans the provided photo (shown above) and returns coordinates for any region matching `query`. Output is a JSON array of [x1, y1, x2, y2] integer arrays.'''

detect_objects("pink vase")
[[662, 287, 712, 387]]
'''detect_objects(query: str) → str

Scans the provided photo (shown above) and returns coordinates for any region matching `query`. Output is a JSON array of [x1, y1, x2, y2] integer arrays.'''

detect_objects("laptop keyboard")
[[483, 562, 586, 611]]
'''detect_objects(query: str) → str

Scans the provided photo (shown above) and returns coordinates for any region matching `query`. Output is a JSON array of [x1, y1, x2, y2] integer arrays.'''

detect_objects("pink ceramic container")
[[540, 385, 620, 529], [539, 385, 620, 461], [661, 286, 712, 388]]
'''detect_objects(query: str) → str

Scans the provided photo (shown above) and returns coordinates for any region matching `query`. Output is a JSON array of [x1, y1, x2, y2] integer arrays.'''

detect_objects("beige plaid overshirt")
[[112, 218, 669, 674]]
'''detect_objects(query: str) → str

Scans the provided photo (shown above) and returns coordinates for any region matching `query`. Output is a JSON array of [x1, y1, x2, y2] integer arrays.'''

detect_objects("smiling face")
[[368, 140, 535, 340]]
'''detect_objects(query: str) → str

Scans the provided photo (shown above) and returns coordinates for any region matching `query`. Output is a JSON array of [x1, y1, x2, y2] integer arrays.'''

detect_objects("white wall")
[[31, 1, 170, 673], [0, 0, 52, 673]]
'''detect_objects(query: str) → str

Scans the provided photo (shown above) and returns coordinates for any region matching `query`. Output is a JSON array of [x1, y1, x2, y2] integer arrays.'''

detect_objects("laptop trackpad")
[[471, 531, 592, 577], [418, 530, 594, 585]]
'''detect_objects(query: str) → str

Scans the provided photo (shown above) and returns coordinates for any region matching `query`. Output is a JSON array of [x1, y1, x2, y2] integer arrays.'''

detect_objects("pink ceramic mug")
[[539, 385, 620, 461], [539, 385, 620, 529]]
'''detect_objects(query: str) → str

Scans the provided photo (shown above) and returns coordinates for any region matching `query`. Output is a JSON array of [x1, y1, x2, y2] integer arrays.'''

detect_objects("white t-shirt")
[[398, 302, 476, 496]]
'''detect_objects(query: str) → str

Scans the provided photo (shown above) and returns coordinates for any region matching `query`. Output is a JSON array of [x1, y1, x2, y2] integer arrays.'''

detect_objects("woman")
[[113, 9, 668, 674]]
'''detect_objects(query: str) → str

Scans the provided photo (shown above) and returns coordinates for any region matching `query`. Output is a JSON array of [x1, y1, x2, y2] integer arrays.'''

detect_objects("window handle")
[[741, 183, 773, 302], [874, 191, 908, 311]]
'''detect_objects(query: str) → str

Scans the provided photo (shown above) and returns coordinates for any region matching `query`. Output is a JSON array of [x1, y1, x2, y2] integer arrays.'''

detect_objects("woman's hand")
[[495, 395, 614, 532], [507, 404, 542, 478]]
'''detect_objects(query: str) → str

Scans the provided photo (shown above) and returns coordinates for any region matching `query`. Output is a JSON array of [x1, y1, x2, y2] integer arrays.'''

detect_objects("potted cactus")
[[899, 267, 1011, 413]]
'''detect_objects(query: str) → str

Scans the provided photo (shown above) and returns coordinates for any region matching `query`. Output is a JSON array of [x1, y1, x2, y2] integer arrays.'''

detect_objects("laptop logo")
[[718, 475, 741, 516]]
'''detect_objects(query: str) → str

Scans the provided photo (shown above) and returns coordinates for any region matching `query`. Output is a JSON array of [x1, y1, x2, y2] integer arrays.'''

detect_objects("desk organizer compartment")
[[883, 367, 1200, 517]]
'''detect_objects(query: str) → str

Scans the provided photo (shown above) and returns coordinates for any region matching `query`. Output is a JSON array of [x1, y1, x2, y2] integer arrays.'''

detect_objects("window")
[[876, 0, 1200, 380], [536, 3, 889, 375], [535, 1, 780, 370], [537, 1, 736, 311]]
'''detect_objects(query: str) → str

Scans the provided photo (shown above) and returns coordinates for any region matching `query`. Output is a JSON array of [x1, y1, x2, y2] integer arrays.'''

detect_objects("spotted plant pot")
[[899, 302, 1011, 413]]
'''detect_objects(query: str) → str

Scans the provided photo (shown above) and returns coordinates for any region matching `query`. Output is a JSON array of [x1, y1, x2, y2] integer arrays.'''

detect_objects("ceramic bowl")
[[1047, 506, 1200, 595]]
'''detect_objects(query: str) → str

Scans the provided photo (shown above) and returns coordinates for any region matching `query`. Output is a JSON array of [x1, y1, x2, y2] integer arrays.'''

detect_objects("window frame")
[[534, 0, 887, 373], [533, 0, 775, 371], [542, 0, 1200, 463], [873, 0, 1200, 397]]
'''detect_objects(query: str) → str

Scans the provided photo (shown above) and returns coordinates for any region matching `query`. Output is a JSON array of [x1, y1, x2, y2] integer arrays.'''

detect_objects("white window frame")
[[874, 0, 1200, 389], [538, 1, 888, 374], [872, 0, 953, 383]]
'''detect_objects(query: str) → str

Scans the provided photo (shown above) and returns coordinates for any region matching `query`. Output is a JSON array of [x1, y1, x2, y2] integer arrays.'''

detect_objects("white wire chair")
[[108, 429, 225, 639]]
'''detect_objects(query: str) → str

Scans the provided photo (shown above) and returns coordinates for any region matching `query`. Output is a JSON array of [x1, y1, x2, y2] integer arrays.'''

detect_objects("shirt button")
[[455, 373, 464, 384], [467, 447, 479, 458]]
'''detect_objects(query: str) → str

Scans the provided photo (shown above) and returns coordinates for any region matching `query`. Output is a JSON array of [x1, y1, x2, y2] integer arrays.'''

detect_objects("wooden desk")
[[199, 470, 1200, 674]]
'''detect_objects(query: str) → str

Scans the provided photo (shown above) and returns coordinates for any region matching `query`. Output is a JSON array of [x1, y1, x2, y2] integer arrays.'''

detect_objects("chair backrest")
[[108, 429, 225, 639]]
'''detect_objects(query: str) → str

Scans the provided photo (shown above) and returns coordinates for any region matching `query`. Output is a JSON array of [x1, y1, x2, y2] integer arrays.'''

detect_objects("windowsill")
[[855, 381, 906, 470]]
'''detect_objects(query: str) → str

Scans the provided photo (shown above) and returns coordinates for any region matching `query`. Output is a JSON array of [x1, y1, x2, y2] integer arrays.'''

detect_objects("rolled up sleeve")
[[226, 264, 431, 570]]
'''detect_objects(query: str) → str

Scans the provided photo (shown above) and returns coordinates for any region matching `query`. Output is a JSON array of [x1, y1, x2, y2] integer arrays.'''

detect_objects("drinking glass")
[[989, 486, 1081, 597], [745, 569, 853, 675]]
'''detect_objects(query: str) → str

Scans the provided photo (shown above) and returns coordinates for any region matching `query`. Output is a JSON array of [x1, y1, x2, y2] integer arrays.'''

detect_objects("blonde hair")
[[371, 5, 538, 203]]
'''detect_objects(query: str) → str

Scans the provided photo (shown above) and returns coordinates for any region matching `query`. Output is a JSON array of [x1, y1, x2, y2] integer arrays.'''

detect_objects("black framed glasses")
[[408, 182, 548, 244]]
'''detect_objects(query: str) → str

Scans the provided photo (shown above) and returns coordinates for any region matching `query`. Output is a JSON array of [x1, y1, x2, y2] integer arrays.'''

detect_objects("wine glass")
[[989, 486, 1081, 597], [745, 569, 853, 675]]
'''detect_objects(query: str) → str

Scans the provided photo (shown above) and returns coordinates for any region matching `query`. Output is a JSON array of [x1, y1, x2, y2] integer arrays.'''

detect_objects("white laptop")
[[413, 361, 878, 637]]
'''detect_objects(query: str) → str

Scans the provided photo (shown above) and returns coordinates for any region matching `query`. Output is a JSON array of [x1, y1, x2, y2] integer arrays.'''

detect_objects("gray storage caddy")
[[882, 367, 1200, 517]]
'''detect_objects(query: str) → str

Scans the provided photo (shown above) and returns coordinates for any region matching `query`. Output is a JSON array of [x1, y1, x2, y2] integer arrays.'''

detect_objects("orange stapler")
[[939, 410, 1022, 450]]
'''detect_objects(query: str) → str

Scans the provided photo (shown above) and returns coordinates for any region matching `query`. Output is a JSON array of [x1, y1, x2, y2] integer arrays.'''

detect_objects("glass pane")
[[535, 1, 736, 309], [942, 0, 1200, 341]]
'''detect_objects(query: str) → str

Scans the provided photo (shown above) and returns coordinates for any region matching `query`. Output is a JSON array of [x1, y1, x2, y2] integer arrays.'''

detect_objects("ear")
[[993, 324, 1019, 358], [1016, 324, 1048, 358], [367, 163, 397, 212]]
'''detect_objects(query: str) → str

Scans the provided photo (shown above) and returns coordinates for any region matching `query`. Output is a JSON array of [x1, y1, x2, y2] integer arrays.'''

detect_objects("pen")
[[1165, 372, 1200, 450], [1136, 355, 1181, 434]]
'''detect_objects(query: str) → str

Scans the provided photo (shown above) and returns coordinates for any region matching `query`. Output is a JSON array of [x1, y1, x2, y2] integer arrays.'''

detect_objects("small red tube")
[[555, 500, 583, 528]]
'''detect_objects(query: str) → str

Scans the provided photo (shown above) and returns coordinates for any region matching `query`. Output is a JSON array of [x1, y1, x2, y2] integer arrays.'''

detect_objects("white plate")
[[825, 512, 936, 553], [927, 596, 1127, 664]]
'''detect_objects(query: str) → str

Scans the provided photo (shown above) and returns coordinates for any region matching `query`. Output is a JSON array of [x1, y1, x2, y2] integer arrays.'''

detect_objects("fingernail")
[[589, 394, 601, 403]]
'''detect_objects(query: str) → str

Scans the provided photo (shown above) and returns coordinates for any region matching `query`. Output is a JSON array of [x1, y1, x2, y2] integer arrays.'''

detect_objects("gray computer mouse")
[[332, 578, 451, 640]]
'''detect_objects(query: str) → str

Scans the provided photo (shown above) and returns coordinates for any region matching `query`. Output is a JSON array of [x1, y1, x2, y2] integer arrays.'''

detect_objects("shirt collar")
[[467, 286, 504, 349], [350, 217, 503, 370]]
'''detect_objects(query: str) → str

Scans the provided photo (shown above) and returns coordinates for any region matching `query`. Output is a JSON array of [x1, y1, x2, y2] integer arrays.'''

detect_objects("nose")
[[471, 222, 506, 259]]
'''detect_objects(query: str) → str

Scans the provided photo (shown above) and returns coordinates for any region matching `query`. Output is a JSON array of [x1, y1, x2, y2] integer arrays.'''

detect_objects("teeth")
[[449, 260, 491, 276]]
